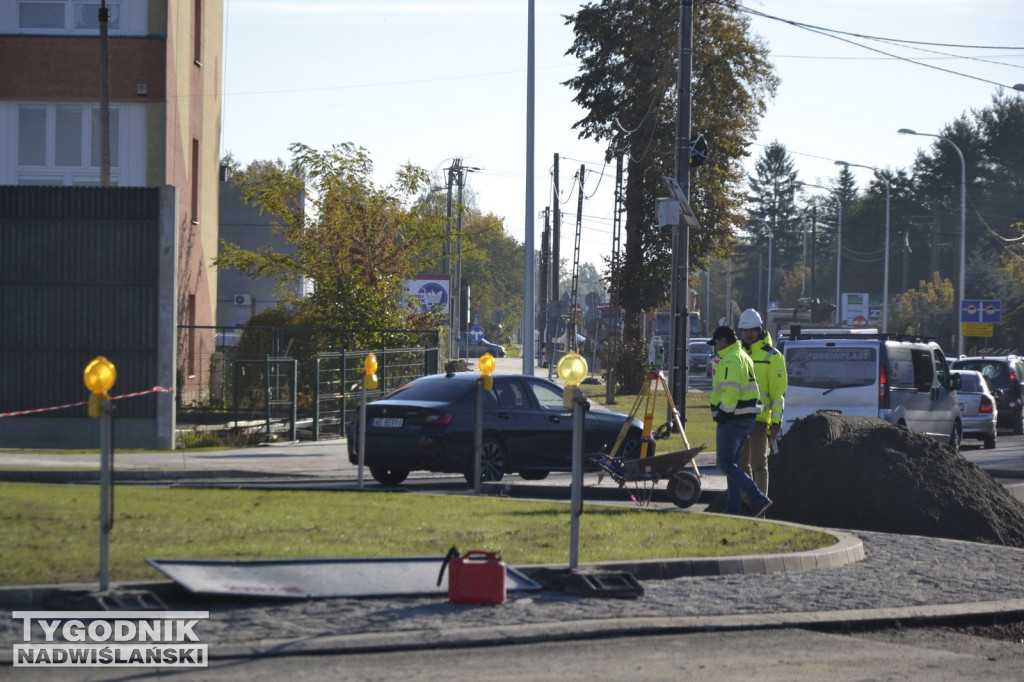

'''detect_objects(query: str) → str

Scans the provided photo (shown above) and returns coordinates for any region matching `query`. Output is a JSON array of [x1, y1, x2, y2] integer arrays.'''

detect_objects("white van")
[[780, 335, 963, 451]]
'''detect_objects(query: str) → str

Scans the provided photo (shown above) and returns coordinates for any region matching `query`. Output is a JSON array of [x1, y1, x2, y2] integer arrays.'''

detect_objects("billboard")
[[404, 276, 450, 316]]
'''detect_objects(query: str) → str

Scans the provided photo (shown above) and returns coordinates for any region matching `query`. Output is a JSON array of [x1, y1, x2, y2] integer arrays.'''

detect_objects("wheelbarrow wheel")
[[667, 471, 701, 508]]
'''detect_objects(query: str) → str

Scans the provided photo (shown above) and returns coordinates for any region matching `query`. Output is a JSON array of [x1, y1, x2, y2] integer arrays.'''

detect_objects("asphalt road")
[[8, 623, 1024, 681]]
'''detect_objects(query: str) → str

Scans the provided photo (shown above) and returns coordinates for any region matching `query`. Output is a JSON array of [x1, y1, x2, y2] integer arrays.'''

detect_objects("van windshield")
[[785, 346, 877, 389]]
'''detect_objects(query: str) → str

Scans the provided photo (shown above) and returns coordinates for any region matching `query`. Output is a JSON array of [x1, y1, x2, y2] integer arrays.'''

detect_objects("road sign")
[[853, 315, 868, 328], [982, 300, 1002, 323], [572, 304, 583, 317], [962, 322, 994, 338], [962, 299, 1002, 323], [468, 325, 484, 342]]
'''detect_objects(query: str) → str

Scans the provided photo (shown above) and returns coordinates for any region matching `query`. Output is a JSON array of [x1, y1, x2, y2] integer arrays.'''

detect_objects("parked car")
[[688, 339, 712, 373], [348, 372, 649, 485], [951, 369, 997, 449], [950, 355, 1024, 435], [780, 334, 962, 452], [457, 332, 506, 358]]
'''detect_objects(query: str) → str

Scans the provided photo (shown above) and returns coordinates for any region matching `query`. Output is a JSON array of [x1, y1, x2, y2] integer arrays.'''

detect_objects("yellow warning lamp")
[[478, 352, 495, 390], [557, 351, 588, 408], [364, 353, 378, 390], [83, 356, 116, 418]]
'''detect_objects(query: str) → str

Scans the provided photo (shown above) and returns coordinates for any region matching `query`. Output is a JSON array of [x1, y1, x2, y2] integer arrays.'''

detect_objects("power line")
[[734, 3, 1023, 89], [735, 3, 1024, 51]]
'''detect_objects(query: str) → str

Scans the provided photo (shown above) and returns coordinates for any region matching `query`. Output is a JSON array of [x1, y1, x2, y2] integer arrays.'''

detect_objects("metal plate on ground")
[[147, 557, 542, 599]]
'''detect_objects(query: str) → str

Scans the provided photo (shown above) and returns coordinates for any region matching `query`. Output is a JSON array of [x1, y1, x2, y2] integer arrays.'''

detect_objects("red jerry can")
[[438, 547, 507, 604]]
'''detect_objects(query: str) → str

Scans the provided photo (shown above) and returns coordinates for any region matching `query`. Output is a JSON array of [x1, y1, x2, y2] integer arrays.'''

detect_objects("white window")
[[16, 103, 120, 185], [14, 1, 126, 34]]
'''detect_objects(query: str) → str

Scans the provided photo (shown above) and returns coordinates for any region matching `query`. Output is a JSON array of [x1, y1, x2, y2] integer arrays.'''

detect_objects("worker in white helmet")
[[737, 308, 788, 508]]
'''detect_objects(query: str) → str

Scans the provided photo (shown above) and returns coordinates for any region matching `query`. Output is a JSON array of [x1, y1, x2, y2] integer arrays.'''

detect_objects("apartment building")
[[0, 1, 222, 447], [0, 0, 223, 332]]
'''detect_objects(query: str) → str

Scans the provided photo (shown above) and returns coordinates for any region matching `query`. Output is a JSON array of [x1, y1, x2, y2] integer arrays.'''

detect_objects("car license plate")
[[371, 417, 403, 428]]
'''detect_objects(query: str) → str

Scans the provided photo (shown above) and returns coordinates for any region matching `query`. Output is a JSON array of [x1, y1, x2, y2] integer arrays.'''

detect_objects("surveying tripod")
[[606, 371, 699, 472]]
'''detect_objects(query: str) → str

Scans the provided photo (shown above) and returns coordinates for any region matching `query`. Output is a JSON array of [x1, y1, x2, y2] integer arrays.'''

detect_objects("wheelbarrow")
[[589, 446, 705, 508]]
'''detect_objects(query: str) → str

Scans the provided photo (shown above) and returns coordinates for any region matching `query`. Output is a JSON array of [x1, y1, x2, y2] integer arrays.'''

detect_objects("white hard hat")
[[738, 308, 763, 329]]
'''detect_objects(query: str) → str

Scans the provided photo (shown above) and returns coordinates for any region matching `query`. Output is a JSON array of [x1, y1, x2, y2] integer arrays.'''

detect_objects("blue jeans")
[[716, 417, 767, 514]]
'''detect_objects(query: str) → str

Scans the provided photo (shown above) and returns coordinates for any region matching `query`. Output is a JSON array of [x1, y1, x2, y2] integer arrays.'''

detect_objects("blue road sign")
[[982, 300, 1002, 323], [469, 324, 485, 342], [962, 299, 1002, 323], [962, 299, 981, 322]]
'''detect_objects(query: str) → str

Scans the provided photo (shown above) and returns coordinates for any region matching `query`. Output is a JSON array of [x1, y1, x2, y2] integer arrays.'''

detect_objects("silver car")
[[952, 369, 998, 449]]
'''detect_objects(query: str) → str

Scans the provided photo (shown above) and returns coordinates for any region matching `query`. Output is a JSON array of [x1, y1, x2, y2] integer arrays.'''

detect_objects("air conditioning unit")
[[233, 293, 251, 306]]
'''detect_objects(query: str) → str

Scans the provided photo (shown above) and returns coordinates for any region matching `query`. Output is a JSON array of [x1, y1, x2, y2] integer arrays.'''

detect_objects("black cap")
[[707, 326, 737, 345]]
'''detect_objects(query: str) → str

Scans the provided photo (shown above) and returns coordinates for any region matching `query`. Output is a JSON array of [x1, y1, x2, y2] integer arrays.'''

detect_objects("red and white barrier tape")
[[0, 386, 174, 418]]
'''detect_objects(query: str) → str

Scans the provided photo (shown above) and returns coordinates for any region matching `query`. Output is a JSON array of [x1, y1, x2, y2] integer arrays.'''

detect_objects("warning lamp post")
[[557, 351, 588, 569], [83, 356, 116, 592], [473, 353, 496, 494], [357, 354, 378, 489]]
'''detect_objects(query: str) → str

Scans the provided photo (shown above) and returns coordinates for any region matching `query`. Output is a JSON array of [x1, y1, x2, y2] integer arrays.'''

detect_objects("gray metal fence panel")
[[0, 186, 163, 423]]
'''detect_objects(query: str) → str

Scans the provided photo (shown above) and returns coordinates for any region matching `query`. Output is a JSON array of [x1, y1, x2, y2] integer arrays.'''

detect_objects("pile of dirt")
[[766, 412, 1024, 547]]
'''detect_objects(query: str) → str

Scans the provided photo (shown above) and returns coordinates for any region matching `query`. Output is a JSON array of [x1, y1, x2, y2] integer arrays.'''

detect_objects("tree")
[[456, 210, 525, 344], [215, 143, 447, 348], [889, 273, 956, 348], [738, 141, 801, 308], [564, 1, 778, 369]]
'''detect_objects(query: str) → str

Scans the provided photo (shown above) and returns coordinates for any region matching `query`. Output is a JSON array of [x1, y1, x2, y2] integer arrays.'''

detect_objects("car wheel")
[[1015, 409, 1024, 436], [949, 423, 961, 454], [519, 471, 549, 481], [369, 466, 410, 486], [668, 471, 702, 508], [618, 434, 652, 461], [464, 437, 508, 485], [984, 432, 997, 449]]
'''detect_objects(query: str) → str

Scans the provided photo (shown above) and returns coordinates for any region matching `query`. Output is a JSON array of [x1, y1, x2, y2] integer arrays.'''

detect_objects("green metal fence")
[[177, 325, 440, 441]]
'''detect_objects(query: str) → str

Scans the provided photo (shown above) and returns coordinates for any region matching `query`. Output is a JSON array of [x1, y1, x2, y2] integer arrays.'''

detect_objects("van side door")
[[896, 346, 938, 437], [929, 348, 959, 441]]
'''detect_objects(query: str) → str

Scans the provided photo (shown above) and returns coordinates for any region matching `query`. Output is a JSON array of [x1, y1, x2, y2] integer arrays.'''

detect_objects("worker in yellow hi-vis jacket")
[[708, 325, 772, 518]]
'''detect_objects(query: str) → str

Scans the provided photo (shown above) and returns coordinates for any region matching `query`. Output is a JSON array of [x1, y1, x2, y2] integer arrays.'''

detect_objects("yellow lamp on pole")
[[557, 351, 588, 408], [478, 352, 495, 390], [84, 356, 116, 418], [84, 355, 116, 592], [557, 350, 588, 569], [364, 353, 378, 390]]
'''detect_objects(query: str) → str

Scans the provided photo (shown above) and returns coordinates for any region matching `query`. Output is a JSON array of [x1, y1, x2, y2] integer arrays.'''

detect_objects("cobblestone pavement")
[[4, 530, 1024, 660]]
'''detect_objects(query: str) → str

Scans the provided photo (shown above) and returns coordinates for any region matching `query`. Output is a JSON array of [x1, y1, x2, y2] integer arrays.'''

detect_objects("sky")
[[220, 0, 1024, 271]]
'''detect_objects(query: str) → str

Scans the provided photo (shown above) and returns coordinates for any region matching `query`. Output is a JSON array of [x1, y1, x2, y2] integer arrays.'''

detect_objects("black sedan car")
[[348, 372, 649, 485]]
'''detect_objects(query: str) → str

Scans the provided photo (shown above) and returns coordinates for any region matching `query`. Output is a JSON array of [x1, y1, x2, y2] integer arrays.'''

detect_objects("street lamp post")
[[834, 161, 891, 334], [795, 181, 842, 324], [898, 129, 966, 356], [747, 218, 771, 314]]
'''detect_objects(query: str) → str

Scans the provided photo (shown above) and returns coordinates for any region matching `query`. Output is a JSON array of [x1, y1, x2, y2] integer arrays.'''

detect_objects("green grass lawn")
[[2, 484, 832, 586]]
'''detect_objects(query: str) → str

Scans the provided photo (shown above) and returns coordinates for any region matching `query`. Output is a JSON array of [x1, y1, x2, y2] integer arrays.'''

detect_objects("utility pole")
[[99, 0, 111, 187], [668, 0, 694, 425], [606, 152, 624, 404], [445, 160, 457, 357], [444, 159, 476, 357], [539, 208, 550, 368], [455, 163, 466, 345], [552, 153, 561, 306], [522, 0, 536, 375]]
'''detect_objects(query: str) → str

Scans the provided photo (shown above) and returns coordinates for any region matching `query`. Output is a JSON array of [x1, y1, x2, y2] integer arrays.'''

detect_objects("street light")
[[795, 181, 842, 324], [747, 217, 771, 313], [835, 161, 891, 334], [898, 128, 966, 356]]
